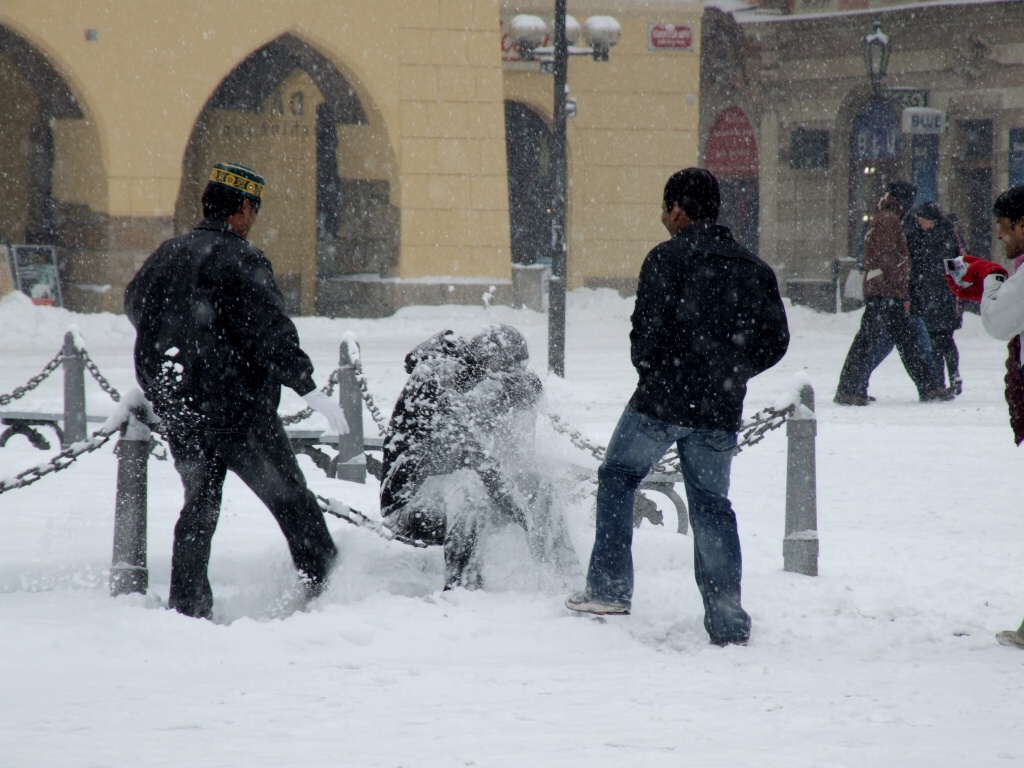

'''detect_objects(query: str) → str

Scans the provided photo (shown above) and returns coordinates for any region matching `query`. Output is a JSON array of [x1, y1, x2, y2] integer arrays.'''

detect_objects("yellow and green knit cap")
[[208, 161, 265, 200]]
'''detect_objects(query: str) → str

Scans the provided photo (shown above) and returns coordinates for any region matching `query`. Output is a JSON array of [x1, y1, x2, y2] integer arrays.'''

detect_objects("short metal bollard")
[[783, 384, 819, 576], [334, 335, 366, 483], [62, 331, 87, 448], [110, 413, 150, 596]]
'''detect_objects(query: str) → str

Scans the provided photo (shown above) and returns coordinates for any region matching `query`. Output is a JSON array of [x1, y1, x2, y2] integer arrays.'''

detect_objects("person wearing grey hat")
[[125, 161, 349, 619], [565, 167, 790, 646]]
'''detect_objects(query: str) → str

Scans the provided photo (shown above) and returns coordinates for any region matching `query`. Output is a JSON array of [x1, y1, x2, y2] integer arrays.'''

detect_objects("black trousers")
[[928, 330, 960, 385], [165, 410, 337, 618]]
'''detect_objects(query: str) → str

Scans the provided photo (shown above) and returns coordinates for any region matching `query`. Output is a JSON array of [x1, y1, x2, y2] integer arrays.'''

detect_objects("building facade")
[[700, 0, 1024, 311], [1, 0, 703, 316]]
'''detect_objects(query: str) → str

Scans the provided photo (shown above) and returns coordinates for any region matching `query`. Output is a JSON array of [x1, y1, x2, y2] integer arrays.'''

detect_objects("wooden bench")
[[0, 411, 107, 451]]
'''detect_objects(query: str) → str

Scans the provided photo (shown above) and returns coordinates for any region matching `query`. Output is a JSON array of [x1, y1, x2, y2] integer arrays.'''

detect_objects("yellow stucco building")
[[0, 1, 702, 316]]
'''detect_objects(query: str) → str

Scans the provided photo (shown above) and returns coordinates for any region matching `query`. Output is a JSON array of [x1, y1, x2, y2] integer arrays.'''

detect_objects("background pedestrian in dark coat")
[[905, 201, 964, 393], [124, 162, 349, 619]]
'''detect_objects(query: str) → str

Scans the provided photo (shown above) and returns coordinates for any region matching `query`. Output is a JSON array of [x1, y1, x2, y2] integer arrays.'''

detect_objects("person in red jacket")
[[834, 181, 951, 405], [945, 185, 1024, 649]]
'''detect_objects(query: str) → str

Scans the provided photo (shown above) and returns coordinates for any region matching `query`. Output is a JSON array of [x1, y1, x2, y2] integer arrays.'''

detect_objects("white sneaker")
[[995, 630, 1024, 649], [564, 591, 630, 615]]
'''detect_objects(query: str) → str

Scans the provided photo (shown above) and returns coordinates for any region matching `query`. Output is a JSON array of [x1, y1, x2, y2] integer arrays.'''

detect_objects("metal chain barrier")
[[546, 412, 678, 474], [0, 351, 63, 407], [547, 403, 796, 468], [734, 404, 795, 455], [0, 420, 125, 495], [81, 350, 122, 403], [280, 369, 340, 426], [317, 494, 428, 548], [355, 359, 388, 436]]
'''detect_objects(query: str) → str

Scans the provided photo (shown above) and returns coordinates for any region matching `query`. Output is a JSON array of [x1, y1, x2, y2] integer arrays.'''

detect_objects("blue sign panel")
[[911, 134, 939, 204], [852, 99, 902, 162], [1010, 128, 1024, 188]]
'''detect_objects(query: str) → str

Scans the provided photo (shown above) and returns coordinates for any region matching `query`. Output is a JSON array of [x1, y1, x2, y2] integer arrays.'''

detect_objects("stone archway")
[[704, 105, 760, 253], [847, 97, 904, 264], [0, 26, 84, 247], [504, 101, 554, 266], [178, 33, 397, 316]]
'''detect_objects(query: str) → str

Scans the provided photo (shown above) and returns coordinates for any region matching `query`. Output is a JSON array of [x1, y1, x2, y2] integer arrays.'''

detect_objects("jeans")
[[585, 404, 750, 644], [862, 314, 933, 376], [836, 297, 942, 398]]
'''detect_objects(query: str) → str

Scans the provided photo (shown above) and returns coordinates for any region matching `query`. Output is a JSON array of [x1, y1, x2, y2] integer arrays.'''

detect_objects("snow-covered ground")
[[1, 287, 1021, 767]]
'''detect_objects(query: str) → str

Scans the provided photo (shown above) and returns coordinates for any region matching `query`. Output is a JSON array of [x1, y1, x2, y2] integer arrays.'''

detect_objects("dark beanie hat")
[[886, 181, 916, 214], [993, 185, 1024, 222], [916, 201, 945, 222], [663, 168, 721, 222]]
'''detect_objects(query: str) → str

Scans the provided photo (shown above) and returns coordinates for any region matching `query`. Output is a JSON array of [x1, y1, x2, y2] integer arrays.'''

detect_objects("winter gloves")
[[945, 255, 1009, 302], [302, 390, 350, 435]]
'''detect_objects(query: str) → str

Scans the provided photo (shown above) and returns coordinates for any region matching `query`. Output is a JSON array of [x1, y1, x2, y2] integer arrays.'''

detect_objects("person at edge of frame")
[[944, 184, 1024, 650]]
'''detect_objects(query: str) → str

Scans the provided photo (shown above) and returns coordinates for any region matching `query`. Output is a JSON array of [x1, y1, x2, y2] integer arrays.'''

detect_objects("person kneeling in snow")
[[379, 325, 579, 590]]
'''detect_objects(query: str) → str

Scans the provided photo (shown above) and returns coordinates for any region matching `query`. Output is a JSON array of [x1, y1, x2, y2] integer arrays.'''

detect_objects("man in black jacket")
[[124, 162, 349, 619], [566, 168, 790, 646]]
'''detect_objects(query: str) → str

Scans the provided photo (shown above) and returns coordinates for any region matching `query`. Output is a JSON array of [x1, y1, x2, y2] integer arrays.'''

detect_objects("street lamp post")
[[549, 0, 569, 376], [861, 21, 891, 93], [510, 9, 620, 376]]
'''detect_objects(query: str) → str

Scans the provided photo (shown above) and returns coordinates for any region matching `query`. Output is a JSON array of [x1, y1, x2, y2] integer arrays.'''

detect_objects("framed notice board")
[[12, 245, 63, 307]]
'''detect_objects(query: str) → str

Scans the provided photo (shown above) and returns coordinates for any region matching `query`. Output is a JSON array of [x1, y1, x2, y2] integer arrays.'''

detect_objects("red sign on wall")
[[648, 24, 694, 51], [500, 18, 551, 62], [704, 106, 759, 178]]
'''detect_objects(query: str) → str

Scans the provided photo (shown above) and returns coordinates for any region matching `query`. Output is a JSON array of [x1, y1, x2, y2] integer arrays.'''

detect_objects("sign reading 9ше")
[[648, 24, 693, 51]]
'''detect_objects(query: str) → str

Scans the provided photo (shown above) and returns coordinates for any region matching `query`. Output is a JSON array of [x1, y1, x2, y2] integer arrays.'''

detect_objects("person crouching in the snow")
[[379, 325, 579, 590]]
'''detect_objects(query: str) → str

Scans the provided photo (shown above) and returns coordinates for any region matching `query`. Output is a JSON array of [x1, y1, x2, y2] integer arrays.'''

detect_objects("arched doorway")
[[0, 27, 84, 247], [704, 106, 759, 252], [179, 34, 397, 315], [504, 101, 554, 266], [847, 97, 903, 263]]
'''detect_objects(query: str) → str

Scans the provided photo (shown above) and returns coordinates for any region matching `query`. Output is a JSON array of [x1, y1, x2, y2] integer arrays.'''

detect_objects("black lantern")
[[861, 21, 890, 93]]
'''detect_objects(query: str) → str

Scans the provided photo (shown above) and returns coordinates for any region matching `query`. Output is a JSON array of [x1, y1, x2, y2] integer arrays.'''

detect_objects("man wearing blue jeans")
[[565, 168, 790, 646]]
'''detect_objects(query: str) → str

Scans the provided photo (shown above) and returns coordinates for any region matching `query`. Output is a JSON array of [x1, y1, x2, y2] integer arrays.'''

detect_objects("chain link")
[[355, 359, 388, 437], [0, 352, 63, 406], [545, 413, 678, 474], [0, 423, 122, 495], [280, 369, 341, 426], [547, 403, 795, 468], [81, 350, 122, 403], [734, 404, 795, 454]]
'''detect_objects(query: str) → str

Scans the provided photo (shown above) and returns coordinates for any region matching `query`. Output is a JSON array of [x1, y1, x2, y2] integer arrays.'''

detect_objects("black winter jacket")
[[629, 222, 790, 431], [903, 218, 963, 333], [124, 219, 316, 430]]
